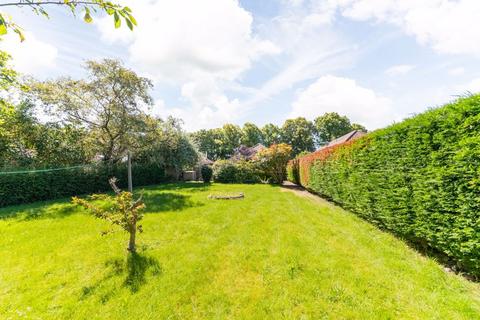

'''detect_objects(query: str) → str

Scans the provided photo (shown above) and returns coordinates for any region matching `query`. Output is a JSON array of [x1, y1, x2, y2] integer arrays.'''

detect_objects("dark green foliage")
[[190, 128, 223, 160], [192, 116, 367, 160], [190, 125, 242, 160], [286, 158, 300, 185], [200, 165, 213, 183], [314, 112, 366, 146], [305, 95, 480, 276], [212, 160, 261, 183], [241, 122, 263, 147], [255, 143, 292, 184], [281, 117, 316, 156], [212, 160, 237, 183], [261, 123, 281, 147], [0, 163, 165, 207]]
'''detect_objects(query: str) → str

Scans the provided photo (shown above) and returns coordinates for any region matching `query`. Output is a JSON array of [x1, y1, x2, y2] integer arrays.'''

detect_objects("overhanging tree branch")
[[0, 0, 137, 41]]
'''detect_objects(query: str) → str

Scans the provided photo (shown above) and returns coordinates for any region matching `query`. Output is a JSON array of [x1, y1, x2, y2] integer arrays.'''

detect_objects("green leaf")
[[0, 24, 7, 36], [39, 8, 50, 19], [13, 27, 25, 42], [84, 12, 93, 23], [84, 8, 93, 23], [68, 3, 76, 15], [114, 12, 121, 28], [128, 14, 137, 26], [126, 18, 133, 31], [0, 16, 7, 36]]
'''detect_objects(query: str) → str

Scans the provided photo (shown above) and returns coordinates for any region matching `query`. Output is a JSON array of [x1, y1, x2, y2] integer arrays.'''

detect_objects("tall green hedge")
[[299, 95, 480, 275], [0, 163, 166, 207]]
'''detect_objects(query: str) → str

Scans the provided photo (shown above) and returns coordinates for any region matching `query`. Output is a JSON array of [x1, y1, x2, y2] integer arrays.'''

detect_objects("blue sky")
[[2, 0, 480, 131]]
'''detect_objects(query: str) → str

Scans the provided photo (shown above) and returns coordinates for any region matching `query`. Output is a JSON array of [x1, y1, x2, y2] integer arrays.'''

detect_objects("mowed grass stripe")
[[0, 183, 479, 319]]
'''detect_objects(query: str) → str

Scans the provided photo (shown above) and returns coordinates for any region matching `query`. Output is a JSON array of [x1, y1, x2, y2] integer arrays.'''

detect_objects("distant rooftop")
[[320, 130, 366, 150], [231, 143, 266, 160]]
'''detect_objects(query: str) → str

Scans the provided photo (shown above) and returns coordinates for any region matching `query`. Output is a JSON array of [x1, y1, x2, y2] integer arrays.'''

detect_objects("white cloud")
[[243, 1, 355, 110], [97, 0, 279, 130], [456, 78, 480, 94], [325, 0, 480, 56], [149, 78, 243, 131], [290, 75, 395, 129], [98, 0, 278, 83], [448, 67, 465, 76], [0, 32, 58, 75], [385, 64, 415, 76]]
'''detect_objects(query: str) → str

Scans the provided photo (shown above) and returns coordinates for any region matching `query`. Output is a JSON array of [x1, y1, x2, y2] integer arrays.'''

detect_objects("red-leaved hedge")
[[287, 143, 349, 187]]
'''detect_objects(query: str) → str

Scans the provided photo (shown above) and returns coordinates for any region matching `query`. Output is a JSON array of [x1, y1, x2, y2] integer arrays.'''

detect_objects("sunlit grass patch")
[[0, 183, 479, 319]]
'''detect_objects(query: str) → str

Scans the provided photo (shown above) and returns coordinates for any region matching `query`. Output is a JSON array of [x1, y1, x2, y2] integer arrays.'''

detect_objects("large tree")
[[241, 122, 263, 147], [314, 112, 366, 146], [0, 100, 91, 168], [190, 128, 224, 160], [220, 124, 242, 158], [0, 0, 136, 41], [136, 117, 198, 175], [0, 101, 35, 167], [261, 123, 281, 147], [31, 59, 154, 163], [281, 117, 315, 156], [1, 52, 92, 168]]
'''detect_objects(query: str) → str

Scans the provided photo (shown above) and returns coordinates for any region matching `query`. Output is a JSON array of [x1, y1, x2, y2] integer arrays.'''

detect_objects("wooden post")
[[127, 150, 133, 193]]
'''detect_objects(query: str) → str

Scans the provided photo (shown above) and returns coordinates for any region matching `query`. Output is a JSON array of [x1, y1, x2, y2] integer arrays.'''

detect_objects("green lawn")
[[1, 183, 479, 319]]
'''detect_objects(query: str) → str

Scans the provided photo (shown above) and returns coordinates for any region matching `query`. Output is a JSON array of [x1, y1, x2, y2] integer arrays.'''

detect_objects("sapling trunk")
[[72, 177, 145, 256], [128, 225, 136, 253]]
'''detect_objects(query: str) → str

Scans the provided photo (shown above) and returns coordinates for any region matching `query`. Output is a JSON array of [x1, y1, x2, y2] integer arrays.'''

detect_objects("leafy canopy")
[[31, 59, 154, 163], [0, 0, 137, 41], [261, 123, 281, 147], [241, 122, 263, 147], [136, 116, 199, 172], [281, 117, 315, 156], [314, 112, 366, 146]]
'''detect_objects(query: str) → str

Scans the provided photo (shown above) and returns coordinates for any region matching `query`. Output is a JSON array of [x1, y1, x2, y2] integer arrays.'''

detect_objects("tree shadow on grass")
[[0, 201, 78, 221], [142, 192, 204, 213], [81, 252, 162, 302], [143, 181, 210, 193], [0, 182, 210, 221], [113, 252, 163, 293]]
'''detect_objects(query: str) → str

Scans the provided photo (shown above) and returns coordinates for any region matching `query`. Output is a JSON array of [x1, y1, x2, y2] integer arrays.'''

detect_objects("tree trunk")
[[128, 225, 136, 253]]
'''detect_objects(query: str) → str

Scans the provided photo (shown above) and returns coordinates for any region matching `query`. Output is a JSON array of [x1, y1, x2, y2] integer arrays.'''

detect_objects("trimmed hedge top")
[[287, 95, 480, 276], [0, 163, 166, 207]]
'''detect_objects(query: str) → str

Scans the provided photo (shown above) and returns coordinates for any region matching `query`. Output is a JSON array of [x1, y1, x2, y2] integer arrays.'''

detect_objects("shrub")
[[72, 177, 145, 253], [200, 164, 213, 183], [212, 159, 261, 183], [0, 162, 166, 207], [212, 160, 237, 183], [286, 158, 300, 185], [292, 95, 480, 276], [255, 143, 292, 184], [234, 160, 262, 183]]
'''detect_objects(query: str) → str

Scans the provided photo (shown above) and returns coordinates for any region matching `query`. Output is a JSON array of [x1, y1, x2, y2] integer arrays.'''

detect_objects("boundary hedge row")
[[287, 95, 480, 276], [0, 163, 166, 207]]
